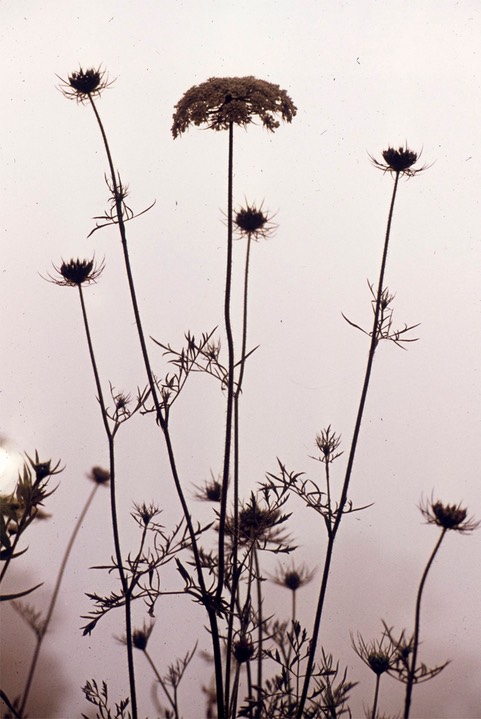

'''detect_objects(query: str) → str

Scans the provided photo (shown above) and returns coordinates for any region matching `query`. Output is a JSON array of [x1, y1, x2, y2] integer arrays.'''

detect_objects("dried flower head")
[[25, 451, 63, 482], [315, 426, 342, 463], [370, 145, 428, 177], [58, 66, 112, 103], [172, 76, 296, 137], [234, 201, 276, 241], [48, 257, 105, 287], [88, 466, 110, 485], [225, 492, 290, 548], [351, 631, 398, 676], [419, 496, 479, 533], [194, 474, 223, 502], [271, 562, 315, 591], [132, 501, 161, 527], [233, 635, 256, 663], [132, 619, 155, 651]]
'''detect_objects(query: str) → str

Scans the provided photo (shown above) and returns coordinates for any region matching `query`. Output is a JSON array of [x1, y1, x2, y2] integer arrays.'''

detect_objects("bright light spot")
[[0, 445, 22, 495]]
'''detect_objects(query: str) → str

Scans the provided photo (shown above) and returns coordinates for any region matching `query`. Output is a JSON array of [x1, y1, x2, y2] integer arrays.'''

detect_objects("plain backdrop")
[[1, 1, 480, 717]]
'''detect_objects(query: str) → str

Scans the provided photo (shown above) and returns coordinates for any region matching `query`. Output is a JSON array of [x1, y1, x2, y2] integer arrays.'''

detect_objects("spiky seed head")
[[47, 257, 104, 287], [370, 144, 429, 177], [58, 66, 112, 103], [419, 496, 479, 533]]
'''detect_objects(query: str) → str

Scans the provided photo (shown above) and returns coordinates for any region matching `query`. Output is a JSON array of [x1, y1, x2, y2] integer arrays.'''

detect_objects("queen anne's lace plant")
[[172, 76, 296, 136]]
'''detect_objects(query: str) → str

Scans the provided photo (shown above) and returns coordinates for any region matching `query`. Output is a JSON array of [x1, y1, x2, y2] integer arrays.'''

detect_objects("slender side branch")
[[404, 528, 447, 719], [77, 284, 138, 719], [18, 481, 101, 716]]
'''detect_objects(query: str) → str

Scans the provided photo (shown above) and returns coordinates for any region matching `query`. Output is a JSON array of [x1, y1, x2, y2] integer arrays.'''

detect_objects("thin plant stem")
[[77, 284, 138, 719], [86, 94, 224, 717], [18, 481, 100, 717], [254, 547, 263, 718], [86, 95, 209, 589], [217, 121, 236, 602], [371, 673, 381, 719], [143, 649, 178, 719], [403, 528, 447, 719], [225, 232, 253, 706], [296, 171, 401, 718], [0, 690, 21, 719], [229, 663, 242, 718]]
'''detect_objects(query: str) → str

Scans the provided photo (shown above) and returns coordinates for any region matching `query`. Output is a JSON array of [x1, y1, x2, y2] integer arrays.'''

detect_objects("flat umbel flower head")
[[419, 496, 479, 533], [172, 76, 296, 137], [48, 257, 104, 287], [370, 145, 428, 177], [58, 66, 112, 103]]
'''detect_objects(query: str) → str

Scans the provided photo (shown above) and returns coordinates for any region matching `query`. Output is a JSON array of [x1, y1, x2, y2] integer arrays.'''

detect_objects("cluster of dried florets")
[[370, 145, 429, 177], [420, 497, 479, 533], [58, 66, 112, 103], [48, 257, 104, 287], [171, 76, 297, 136], [234, 202, 276, 241]]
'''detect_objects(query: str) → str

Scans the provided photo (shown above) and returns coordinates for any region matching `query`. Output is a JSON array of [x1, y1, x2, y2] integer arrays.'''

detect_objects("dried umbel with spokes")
[[172, 76, 296, 136]]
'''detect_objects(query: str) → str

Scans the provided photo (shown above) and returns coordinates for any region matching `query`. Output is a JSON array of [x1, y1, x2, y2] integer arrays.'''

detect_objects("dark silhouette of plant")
[[3, 66, 477, 719]]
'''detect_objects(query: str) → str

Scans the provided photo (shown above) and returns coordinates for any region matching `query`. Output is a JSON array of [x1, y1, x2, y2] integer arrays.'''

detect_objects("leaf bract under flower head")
[[172, 76, 296, 137]]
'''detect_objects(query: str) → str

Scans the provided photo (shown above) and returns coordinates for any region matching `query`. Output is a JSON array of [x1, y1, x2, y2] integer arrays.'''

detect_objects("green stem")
[[18, 482, 100, 717], [403, 528, 447, 719], [296, 171, 401, 718]]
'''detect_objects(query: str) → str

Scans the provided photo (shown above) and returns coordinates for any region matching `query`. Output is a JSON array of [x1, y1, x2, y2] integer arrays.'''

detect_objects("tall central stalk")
[[86, 93, 225, 719], [296, 171, 401, 717], [217, 121, 235, 602]]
